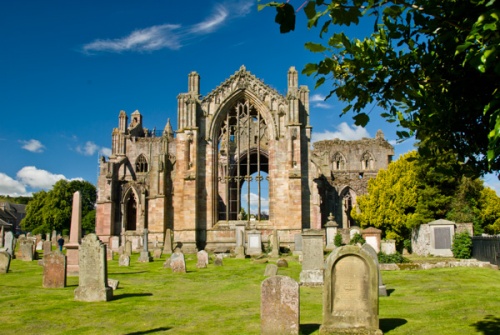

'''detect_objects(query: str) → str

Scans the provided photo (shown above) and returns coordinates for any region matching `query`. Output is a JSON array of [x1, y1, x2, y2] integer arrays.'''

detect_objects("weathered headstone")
[[261, 275, 300, 335], [118, 254, 130, 267], [43, 251, 66, 288], [277, 258, 289, 268], [162, 228, 173, 254], [170, 250, 186, 273], [110, 236, 120, 251], [264, 264, 278, 277], [18, 239, 34, 261], [293, 233, 303, 256], [138, 229, 152, 262], [0, 251, 11, 274], [319, 245, 382, 335], [125, 240, 132, 256], [362, 243, 388, 296], [247, 230, 262, 256], [4, 231, 14, 257], [51, 230, 57, 246], [269, 230, 280, 258], [300, 229, 325, 286], [153, 248, 162, 259], [36, 240, 43, 251], [43, 240, 52, 255], [214, 254, 224, 266], [74, 234, 113, 302], [0, 225, 4, 248], [107, 279, 119, 290], [197, 250, 209, 268], [234, 223, 246, 259], [131, 237, 140, 251], [66, 191, 82, 276]]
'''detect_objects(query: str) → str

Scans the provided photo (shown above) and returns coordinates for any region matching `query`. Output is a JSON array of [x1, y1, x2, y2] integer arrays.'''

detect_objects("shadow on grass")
[[123, 327, 171, 334], [380, 318, 407, 332], [300, 323, 320, 334], [472, 315, 500, 335], [109, 271, 149, 275], [386, 288, 395, 296], [112, 293, 153, 301]]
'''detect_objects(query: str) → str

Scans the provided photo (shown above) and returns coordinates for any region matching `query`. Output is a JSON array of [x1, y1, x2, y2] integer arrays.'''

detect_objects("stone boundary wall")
[[380, 259, 498, 271]]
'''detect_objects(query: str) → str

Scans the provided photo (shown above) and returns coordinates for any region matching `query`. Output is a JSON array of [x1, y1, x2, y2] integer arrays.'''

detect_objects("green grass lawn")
[[1, 252, 499, 335]]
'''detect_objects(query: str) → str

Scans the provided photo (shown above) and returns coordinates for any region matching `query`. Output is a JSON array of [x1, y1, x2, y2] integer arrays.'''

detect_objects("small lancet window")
[[332, 153, 345, 171], [136, 155, 148, 173]]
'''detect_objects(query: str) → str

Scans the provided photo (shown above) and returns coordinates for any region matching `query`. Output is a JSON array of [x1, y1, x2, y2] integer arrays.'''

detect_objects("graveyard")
[[1, 247, 500, 335]]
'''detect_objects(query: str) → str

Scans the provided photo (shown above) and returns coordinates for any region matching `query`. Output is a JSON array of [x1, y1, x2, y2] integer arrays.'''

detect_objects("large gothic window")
[[136, 154, 148, 173], [217, 99, 269, 221]]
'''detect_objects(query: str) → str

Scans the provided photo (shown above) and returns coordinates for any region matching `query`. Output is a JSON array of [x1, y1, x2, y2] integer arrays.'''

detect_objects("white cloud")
[[83, 1, 253, 53], [83, 24, 183, 53], [76, 141, 99, 156], [242, 192, 269, 214], [16, 166, 66, 189], [101, 147, 112, 157], [310, 94, 326, 102], [0, 173, 28, 196], [312, 122, 370, 142], [313, 102, 331, 109], [189, 4, 228, 34], [20, 139, 45, 153]]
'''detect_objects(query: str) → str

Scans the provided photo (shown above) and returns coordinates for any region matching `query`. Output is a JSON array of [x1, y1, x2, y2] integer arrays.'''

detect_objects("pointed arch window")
[[136, 154, 148, 173], [361, 152, 374, 170], [332, 152, 346, 170]]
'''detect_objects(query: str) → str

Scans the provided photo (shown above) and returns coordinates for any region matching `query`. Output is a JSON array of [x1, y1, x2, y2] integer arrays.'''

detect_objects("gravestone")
[[107, 279, 119, 290], [170, 250, 186, 273], [0, 251, 11, 274], [51, 230, 57, 246], [74, 234, 113, 302], [381, 240, 396, 255], [36, 240, 43, 251], [138, 229, 152, 262], [320, 245, 382, 335], [131, 237, 140, 251], [214, 254, 224, 266], [153, 248, 162, 259], [362, 227, 382, 253], [269, 230, 280, 258], [125, 240, 132, 256], [43, 240, 52, 255], [293, 233, 303, 256], [247, 230, 262, 256], [264, 264, 278, 277], [18, 239, 34, 261], [362, 243, 387, 296], [66, 191, 82, 276], [234, 223, 246, 259], [118, 254, 130, 267], [4, 231, 14, 257], [277, 258, 288, 268], [261, 275, 300, 335], [107, 248, 114, 261], [197, 250, 209, 268], [300, 229, 325, 286], [163, 228, 173, 254], [0, 225, 4, 247], [110, 236, 120, 251], [43, 251, 66, 288]]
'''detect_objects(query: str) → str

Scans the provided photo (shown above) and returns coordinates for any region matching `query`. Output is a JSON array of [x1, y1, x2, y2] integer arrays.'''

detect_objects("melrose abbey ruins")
[[95, 66, 394, 253]]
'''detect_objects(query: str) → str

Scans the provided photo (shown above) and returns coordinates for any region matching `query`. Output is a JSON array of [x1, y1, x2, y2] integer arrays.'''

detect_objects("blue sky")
[[1, 0, 498, 197]]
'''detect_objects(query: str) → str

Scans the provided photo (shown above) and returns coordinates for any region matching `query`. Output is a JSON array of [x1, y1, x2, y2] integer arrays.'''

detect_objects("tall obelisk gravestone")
[[66, 191, 82, 276]]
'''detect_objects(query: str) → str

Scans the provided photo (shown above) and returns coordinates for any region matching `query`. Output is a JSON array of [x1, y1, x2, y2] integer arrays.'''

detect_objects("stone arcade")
[[96, 66, 394, 252]]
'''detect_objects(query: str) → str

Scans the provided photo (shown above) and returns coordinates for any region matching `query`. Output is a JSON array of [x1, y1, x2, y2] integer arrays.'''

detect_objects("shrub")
[[378, 251, 409, 264], [334, 233, 343, 247], [349, 233, 366, 245], [403, 239, 412, 254], [451, 232, 472, 259]]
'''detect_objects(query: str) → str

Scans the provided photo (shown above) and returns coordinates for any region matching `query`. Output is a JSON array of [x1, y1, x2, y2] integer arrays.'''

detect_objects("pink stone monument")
[[66, 191, 82, 276]]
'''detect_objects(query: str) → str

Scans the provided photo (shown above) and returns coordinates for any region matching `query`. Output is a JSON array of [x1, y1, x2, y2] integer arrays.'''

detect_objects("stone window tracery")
[[136, 154, 148, 173], [361, 152, 374, 170], [332, 152, 346, 170]]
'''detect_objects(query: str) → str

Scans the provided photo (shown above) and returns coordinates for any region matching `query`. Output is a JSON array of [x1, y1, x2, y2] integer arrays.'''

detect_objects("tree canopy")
[[259, 0, 500, 178], [21, 180, 97, 235], [352, 151, 500, 246]]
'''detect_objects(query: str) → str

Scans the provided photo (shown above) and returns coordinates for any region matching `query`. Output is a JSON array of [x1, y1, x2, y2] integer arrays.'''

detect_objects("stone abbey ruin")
[[95, 66, 394, 253]]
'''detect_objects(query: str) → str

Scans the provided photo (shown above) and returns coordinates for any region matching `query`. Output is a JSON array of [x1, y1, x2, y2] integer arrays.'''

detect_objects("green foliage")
[[82, 209, 96, 234], [21, 180, 96, 235], [479, 187, 500, 234], [334, 232, 343, 247], [378, 251, 409, 264], [0, 195, 32, 204], [349, 232, 365, 245], [403, 239, 412, 254], [261, 0, 500, 177], [451, 232, 473, 259]]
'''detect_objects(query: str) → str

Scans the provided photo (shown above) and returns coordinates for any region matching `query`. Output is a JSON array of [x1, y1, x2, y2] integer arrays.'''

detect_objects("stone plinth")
[[300, 229, 325, 286]]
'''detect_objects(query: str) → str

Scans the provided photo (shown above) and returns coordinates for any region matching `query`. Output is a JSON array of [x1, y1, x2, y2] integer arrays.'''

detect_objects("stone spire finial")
[[326, 213, 338, 227], [164, 118, 174, 138]]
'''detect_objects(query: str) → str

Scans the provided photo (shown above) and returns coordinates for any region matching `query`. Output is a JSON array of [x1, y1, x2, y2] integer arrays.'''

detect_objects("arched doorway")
[[125, 192, 137, 231]]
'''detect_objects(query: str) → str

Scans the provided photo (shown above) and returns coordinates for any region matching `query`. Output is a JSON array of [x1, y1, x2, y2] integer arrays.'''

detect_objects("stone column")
[[66, 191, 82, 276]]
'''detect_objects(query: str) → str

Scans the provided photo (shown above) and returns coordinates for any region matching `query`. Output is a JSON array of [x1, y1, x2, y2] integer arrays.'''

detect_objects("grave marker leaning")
[[0, 251, 11, 274]]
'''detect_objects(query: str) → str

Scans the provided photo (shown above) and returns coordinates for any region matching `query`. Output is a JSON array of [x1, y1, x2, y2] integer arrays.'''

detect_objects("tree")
[[479, 186, 500, 234], [21, 180, 97, 235], [446, 176, 484, 233], [259, 0, 500, 177], [351, 151, 425, 245]]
